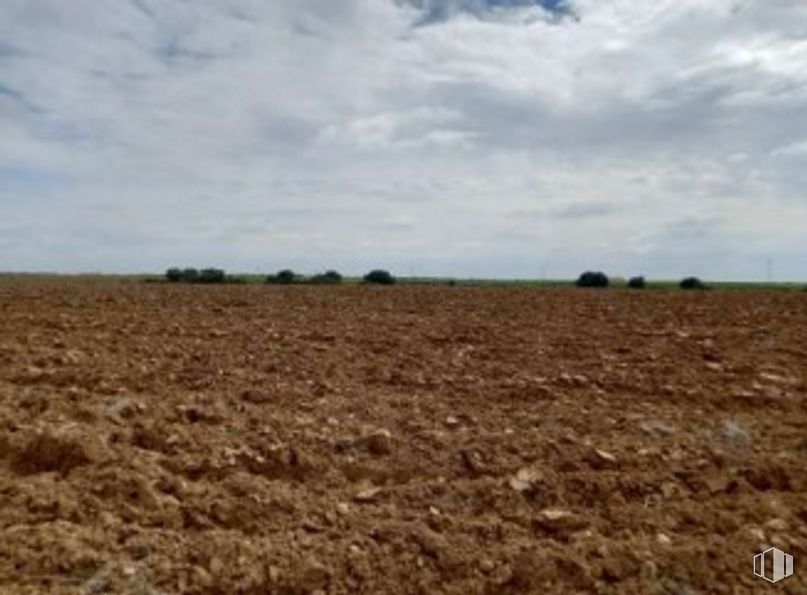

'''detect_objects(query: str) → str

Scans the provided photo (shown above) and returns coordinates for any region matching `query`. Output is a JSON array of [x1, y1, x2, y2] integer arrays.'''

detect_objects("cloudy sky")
[[1, 0, 806, 279]]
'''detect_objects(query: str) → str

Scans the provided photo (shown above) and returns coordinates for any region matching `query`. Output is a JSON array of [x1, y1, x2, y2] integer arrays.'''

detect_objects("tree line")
[[576, 271, 708, 290], [164, 267, 710, 289], [164, 268, 396, 285]]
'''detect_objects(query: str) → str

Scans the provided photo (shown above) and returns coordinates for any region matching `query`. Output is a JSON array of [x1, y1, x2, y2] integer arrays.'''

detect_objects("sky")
[[1, 0, 806, 280]]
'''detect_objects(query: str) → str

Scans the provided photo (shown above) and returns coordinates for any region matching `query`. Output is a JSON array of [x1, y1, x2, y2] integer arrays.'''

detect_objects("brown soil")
[[0, 279, 805, 594]]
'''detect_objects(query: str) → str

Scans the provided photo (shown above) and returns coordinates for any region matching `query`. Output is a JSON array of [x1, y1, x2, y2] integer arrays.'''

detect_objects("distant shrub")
[[277, 269, 296, 284], [447, 279, 457, 287], [576, 271, 609, 288], [267, 269, 296, 285], [181, 268, 200, 283], [680, 276, 707, 290], [311, 270, 343, 285], [198, 268, 226, 284], [363, 269, 396, 285], [627, 276, 646, 289], [166, 268, 183, 283]]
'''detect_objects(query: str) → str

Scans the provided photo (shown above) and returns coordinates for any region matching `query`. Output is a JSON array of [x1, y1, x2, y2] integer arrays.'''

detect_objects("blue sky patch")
[[0, 167, 68, 196], [412, 0, 573, 25]]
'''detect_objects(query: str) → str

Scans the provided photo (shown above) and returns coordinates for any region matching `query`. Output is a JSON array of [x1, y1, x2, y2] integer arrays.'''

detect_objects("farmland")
[[0, 278, 805, 593]]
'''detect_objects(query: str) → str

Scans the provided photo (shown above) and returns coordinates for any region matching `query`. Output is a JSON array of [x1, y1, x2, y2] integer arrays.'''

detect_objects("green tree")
[[363, 270, 395, 285]]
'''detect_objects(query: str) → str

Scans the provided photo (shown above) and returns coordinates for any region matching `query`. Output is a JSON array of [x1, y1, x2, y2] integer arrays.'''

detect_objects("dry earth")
[[0, 279, 805, 594]]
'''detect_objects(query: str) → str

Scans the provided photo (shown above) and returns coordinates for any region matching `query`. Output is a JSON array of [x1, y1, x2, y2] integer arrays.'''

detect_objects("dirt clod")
[[361, 428, 393, 456], [354, 487, 383, 503], [587, 447, 618, 469], [10, 425, 106, 475], [534, 509, 590, 534]]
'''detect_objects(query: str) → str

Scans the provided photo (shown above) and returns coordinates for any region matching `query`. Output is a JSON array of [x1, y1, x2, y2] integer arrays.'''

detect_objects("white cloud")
[[771, 140, 807, 158], [0, 0, 806, 279]]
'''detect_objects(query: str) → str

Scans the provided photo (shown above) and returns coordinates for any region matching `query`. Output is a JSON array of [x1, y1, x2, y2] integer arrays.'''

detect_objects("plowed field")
[[0, 280, 805, 594]]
